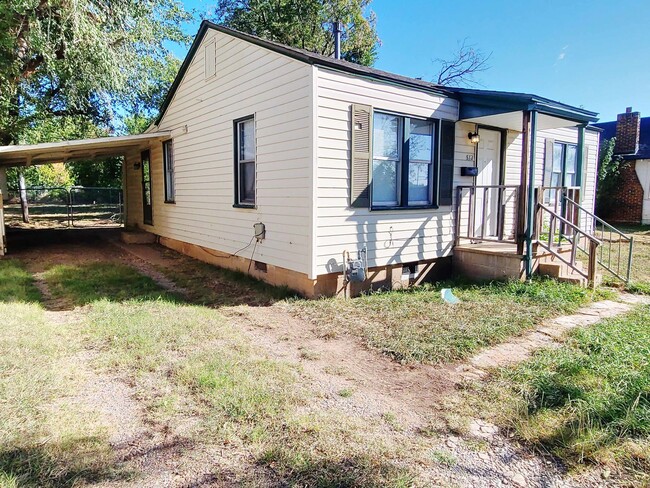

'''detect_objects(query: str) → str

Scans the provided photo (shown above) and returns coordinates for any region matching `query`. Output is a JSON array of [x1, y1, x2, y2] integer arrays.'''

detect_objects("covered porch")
[[448, 89, 633, 285]]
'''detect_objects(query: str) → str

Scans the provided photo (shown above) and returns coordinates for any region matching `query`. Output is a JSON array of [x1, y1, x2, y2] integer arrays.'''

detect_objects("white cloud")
[[557, 45, 569, 62]]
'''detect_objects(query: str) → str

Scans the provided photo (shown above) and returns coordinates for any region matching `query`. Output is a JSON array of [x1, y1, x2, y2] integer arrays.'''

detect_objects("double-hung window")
[[163, 140, 175, 203], [372, 112, 436, 208], [547, 142, 578, 203], [235, 116, 255, 206], [551, 142, 578, 188]]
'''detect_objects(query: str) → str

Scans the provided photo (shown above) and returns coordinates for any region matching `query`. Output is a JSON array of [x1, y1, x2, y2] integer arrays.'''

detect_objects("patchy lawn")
[[469, 304, 650, 485], [287, 279, 612, 364], [36, 258, 421, 486], [43, 262, 174, 305], [0, 259, 41, 303], [618, 225, 650, 294], [0, 282, 119, 486]]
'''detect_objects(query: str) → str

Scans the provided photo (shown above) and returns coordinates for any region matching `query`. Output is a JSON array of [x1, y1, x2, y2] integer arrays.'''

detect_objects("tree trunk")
[[19, 171, 29, 223]]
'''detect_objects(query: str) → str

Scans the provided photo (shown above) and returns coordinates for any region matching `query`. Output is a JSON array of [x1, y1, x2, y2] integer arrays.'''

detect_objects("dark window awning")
[[448, 88, 599, 130]]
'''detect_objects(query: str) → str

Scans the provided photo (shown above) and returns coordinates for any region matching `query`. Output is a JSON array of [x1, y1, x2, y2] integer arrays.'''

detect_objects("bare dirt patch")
[[7, 230, 638, 486]]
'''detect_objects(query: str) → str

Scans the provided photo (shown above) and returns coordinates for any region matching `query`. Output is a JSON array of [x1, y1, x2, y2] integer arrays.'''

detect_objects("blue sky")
[[178, 0, 649, 122]]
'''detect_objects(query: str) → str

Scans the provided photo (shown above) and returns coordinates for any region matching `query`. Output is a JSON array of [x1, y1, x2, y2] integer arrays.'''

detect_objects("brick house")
[[593, 108, 650, 224]]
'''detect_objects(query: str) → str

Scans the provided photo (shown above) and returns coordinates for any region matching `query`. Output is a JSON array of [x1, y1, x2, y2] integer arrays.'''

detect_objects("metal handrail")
[[536, 202, 601, 285], [561, 195, 634, 283]]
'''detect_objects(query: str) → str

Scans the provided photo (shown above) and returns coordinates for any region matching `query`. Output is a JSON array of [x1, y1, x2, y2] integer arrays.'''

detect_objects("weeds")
[[472, 304, 650, 483], [287, 278, 611, 364]]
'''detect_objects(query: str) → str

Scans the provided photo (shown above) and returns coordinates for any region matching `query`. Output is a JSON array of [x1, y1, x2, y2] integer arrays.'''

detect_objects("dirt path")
[[12, 233, 643, 487], [114, 240, 647, 487]]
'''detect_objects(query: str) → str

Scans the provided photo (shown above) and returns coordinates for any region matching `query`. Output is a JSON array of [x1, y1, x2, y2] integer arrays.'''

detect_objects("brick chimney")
[[614, 107, 641, 154]]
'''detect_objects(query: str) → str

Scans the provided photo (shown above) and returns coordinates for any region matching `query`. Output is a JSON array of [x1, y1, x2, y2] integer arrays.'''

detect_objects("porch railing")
[[536, 200, 601, 285], [454, 185, 520, 244], [557, 192, 633, 283]]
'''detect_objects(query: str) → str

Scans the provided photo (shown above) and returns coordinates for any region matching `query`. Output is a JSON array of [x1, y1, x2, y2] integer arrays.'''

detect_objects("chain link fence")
[[4, 187, 123, 229]]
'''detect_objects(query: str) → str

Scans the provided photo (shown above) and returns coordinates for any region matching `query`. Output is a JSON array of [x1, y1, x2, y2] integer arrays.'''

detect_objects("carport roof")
[[0, 132, 171, 167]]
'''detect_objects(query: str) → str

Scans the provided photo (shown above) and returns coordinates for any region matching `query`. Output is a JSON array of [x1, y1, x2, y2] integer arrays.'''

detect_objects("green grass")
[[474, 304, 650, 483], [155, 249, 297, 307], [287, 278, 612, 364], [623, 225, 650, 294], [56, 263, 418, 486], [0, 259, 40, 303], [43, 262, 175, 306], [0, 302, 120, 487]]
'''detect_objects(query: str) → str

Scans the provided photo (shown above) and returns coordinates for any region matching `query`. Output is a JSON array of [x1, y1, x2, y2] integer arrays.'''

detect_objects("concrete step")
[[537, 261, 602, 287], [120, 229, 156, 244]]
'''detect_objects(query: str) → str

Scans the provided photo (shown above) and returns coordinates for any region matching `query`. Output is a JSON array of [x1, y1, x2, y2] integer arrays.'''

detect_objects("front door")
[[141, 150, 153, 225], [474, 128, 501, 237]]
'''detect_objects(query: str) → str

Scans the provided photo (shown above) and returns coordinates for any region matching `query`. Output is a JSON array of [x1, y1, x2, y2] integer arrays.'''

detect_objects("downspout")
[[525, 110, 538, 279]]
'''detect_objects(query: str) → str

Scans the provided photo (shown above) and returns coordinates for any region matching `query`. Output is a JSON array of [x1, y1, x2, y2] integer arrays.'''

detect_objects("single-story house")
[[2, 21, 628, 293], [593, 108, 650, 224]]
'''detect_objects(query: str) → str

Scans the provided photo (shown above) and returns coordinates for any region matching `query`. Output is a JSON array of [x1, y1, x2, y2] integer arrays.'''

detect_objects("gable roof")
[[155, 21, 598, 127], [154, 21, 450, 126], [592, 117, 650, 160]]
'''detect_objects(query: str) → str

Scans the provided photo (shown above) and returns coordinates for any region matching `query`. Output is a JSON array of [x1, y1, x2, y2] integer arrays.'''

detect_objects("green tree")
[[0, 0, 192, 147], [212, 0, 379, 66], [595, 138, 625, 218]]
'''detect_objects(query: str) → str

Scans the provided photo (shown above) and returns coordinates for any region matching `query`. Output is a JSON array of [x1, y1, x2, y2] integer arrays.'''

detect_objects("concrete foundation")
[[154, 233, 451, 298]]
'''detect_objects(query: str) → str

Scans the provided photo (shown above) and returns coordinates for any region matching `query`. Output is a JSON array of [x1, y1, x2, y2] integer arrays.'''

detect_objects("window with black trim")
[[372, 112, 437, 208], [163, 140, 175, 203], [234, 116, 255, 206]]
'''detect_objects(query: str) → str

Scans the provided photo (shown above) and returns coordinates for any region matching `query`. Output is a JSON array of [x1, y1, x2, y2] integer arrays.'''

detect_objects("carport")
[[0, 131, 170, 255]]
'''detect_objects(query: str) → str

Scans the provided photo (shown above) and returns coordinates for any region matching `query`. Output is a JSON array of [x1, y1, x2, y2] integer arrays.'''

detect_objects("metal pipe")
[[525, 110, 538, 279], [333, 21, 343, 59]]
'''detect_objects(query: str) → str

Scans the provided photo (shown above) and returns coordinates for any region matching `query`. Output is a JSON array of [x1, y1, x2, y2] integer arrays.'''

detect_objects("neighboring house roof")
[[592, 117, 650, 160], [154, 21, 598, 126]]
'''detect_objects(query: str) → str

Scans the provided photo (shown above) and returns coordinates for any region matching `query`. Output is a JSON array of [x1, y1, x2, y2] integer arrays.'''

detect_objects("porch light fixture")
[[468, 131, 480, 144]]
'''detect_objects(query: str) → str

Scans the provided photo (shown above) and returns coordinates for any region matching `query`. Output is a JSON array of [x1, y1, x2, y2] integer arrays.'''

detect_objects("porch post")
[[516, 111, 531, 255], [525, 110, 538, 279], [576, 124, 586, 189]]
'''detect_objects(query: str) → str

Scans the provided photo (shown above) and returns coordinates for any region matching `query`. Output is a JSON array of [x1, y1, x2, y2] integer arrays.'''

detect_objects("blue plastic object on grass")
[[441, 288, 461, 304]]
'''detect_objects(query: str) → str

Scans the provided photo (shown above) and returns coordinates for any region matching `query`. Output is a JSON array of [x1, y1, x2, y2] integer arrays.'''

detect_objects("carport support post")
[[525, 110, 538, 280], [0, 168, 8, 201], [19, 171, 29, 223]]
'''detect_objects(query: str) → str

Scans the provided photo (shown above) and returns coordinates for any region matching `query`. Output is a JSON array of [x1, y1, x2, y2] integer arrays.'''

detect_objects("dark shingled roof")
[[593, 116, 650, 160], [155, 21, 598, 126]]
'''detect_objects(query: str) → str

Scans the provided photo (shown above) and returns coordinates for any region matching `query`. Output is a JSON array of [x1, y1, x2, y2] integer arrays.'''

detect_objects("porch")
[[447, 89, 633, 286]]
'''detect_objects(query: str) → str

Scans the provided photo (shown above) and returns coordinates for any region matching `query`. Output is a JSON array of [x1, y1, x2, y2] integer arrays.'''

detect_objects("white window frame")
[[163, 139, 175, 203], [235, 116, 256, 207]]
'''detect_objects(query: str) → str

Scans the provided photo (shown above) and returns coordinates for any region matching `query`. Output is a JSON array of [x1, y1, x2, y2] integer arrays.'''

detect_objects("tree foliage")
[[595, 137, 625, 217], [433, 39, 491, 87], [212, 0, 379, 66], [0, 0, 191, 146]]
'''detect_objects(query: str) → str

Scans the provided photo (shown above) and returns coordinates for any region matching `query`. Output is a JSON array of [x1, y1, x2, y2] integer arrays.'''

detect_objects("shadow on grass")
[[154, 248, 299, 308], [0, 258, 41, 304], [257, 449, 413, 488], [0, 437, 129, 488], [43, 262, 181, 309]]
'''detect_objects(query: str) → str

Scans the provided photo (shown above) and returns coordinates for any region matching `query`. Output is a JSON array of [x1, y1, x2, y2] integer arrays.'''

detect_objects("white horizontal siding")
[[313, 67, 462, 275], [130, 29, 313, 275]]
